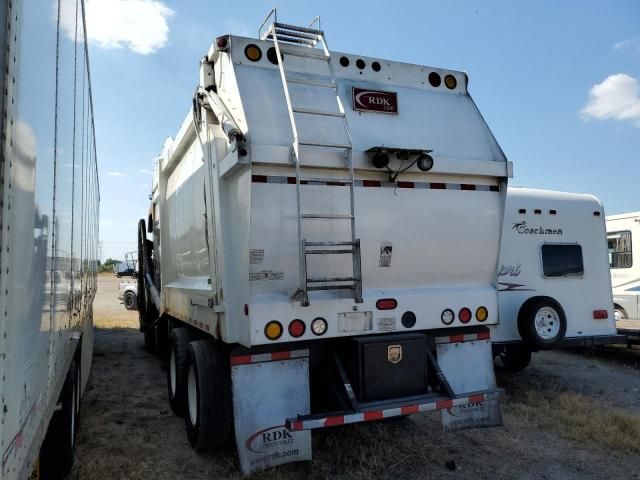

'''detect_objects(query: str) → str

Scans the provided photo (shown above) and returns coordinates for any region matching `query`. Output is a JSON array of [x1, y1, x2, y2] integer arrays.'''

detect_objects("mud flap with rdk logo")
[[231, 354, 312, 475], [441, 398, 502, 432]]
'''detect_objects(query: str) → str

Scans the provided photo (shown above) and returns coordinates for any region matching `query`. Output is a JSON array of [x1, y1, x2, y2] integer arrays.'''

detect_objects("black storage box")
[[341, 333, 428, 402]]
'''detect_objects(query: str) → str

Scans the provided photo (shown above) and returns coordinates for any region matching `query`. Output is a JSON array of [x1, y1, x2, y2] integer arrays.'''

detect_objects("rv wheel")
[[498, 344, 531, 372], [185, 340, 233, 451], [518, 297, 567, 350], [123, 291, 137, 310]]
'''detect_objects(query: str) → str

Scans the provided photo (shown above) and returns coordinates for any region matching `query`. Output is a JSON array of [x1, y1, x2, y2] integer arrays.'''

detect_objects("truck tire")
[[123, 291, 137, 310], [185, 340, 233, 451], [40, 360, 78, 479], [498, 344, 531, 372], [518, 297, 567, 350], [168, 328, 197, 416]]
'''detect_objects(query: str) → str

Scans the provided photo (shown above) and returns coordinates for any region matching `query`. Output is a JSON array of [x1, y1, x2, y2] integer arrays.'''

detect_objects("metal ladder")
[[260, 10, 362, 306]]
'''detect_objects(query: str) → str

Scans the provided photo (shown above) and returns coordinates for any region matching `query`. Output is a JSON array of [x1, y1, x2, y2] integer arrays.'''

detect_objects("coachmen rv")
[[492, 188, 621, 371], [137, 10, 511, 474]]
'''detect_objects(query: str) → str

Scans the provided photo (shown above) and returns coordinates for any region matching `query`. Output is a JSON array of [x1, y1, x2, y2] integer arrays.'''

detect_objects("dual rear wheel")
[[166, 328, 233, 451]]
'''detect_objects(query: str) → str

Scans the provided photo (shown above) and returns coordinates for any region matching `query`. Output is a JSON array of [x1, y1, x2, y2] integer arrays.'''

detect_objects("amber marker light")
[[264, 321, 283, 340]]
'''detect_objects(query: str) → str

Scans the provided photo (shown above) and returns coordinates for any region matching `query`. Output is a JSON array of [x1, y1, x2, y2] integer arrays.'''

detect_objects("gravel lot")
[[71, 274, 640, 479]]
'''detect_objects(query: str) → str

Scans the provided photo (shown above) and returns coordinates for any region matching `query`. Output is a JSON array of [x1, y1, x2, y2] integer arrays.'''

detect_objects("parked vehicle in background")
[[606, 211, 640, 344], [492, 188, 621, 371], [115, 265, 136, 278], [138, 9, 511, 475], [0, 1, 99, 479], [114, 250, 138, 277], [118, 281, 138, 310]]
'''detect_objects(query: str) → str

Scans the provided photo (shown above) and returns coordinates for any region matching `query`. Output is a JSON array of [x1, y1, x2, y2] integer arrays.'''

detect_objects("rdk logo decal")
[[245, 425, 294, 453], [355, 91, 393, 108]]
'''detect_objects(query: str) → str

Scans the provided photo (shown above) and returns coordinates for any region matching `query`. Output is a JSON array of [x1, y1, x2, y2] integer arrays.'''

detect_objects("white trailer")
[[0, 1, 99, 479], [606, 211, 640, 343], [491, 188, 621, 370], [139, 10, 510, 474]]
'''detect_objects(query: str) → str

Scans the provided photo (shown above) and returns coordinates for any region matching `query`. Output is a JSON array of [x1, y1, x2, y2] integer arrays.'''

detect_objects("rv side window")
[[541, 244, 584, 278], [607, 230, 632, 269]]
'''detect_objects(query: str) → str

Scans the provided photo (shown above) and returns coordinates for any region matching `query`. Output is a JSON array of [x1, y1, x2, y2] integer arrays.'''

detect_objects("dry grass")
[[509, 390, 640, 455]]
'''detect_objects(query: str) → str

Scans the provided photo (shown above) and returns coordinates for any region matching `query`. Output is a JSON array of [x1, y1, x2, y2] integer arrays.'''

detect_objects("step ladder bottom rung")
[[301, 214, 353, 219], [299, 176, 352, 183], [298, 142, 350, 149], [305, 249, 353, 255], [305, 241, 355, 247], [307, 285, 356, 292], [293, 108, 344, 117], [307, 276, 359, 283]]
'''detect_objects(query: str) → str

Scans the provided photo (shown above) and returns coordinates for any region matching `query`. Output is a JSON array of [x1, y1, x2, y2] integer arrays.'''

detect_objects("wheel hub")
[[534, 306, 561, 339]]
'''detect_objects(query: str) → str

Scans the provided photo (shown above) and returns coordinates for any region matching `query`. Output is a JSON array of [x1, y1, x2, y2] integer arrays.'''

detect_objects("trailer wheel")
[[498, 344, 531, 372], [614, 306, 627, 321], [518, 297, 567, 350], [40, 360, 78, 479], [123, 291, 137, 310], [185, 340, 233, 451], [168, 328, 197, 416]]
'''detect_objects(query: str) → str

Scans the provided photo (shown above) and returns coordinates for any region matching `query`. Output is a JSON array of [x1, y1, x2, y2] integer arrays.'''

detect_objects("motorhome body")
[[492, 188, 620, 371], [139, 12, 511, 474], [606, 211, 640, 343]]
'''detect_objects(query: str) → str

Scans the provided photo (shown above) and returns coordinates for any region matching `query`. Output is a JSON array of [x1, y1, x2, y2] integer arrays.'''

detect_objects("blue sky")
[[87, 0, 640, 261]]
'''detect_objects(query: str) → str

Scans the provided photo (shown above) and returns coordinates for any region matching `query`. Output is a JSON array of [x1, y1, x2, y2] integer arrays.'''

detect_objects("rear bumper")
[[286, 388, 504, 431]]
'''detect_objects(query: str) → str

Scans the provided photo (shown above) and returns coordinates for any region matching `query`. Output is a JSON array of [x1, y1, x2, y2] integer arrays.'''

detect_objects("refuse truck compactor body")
[[139, 16, 512, 474]]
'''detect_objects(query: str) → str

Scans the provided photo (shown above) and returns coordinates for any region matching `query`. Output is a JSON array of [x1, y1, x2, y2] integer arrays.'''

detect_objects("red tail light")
[[288, 319, 306, 338], [593, 310, 608, 320], [376, 298, 397, 310], [459, 308, 472, 323], [216, 36, 229, 50]]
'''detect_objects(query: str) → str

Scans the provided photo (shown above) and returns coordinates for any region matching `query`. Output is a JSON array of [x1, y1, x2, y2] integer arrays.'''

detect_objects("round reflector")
[[402, 311, 416, 328], [441, 309, 454, 325], [244, 44, 262, 62], [476, 306, 488, 322], [444, 74, 457, 90], [459, 308, 472, 323], [339, 56, 349, 67], [428, 72, 441, 87], [356, 58, 366, 69], [376, 298, 397, 310], [372, 61, 381, 72], [311, 317, 327, 336], [264, 321, 283, 340], [216, 36, 228, 49], [288, 319, 306, 338]]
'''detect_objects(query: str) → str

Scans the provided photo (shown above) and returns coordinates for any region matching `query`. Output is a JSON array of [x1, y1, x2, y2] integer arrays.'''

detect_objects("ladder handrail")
[[258, 8, 278, 39]]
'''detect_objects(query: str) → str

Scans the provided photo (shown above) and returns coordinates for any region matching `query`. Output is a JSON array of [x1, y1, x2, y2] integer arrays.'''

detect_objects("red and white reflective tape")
[[434, 331, 490, 344], [252, 175, 499, 192], [230, 349, 309, 366], [288, 390, 502, 431]]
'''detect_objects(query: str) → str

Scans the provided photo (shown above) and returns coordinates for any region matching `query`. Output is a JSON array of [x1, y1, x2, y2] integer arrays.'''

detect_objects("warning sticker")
[[379, 242, 393, 267], [249, 271, 284, 281], [250, 249, 264, 265], [377, 317, 396, 332]]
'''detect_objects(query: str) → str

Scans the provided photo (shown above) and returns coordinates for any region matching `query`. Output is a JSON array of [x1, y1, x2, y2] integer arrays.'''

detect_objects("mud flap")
[[231, 352, 312, 475], [436, 338, 502, 431]]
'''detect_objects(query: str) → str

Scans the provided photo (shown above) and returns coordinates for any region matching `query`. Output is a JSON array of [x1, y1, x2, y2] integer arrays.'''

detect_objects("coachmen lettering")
[[352, 87, 398, 114]]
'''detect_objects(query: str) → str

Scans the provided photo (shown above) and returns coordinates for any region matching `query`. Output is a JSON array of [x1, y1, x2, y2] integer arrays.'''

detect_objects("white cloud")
[[107, 171, 127, 177], [580, 74, 640, 127], [613, 36, 640, 52], [61, 0, 174, 55]]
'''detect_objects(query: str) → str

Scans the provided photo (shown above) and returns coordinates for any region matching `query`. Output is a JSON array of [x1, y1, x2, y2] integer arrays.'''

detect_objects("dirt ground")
[[71, 273, 640, 479]]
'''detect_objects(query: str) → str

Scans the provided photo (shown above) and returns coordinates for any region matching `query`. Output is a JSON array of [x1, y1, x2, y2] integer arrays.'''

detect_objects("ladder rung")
[[293, 108, 344, 118], [307, 285, 355, 292], [287, 77, 335, 88], [273, 27, 320, 41], [274, 22, 323, 36], [299, 142, 350, 149], [301, 213, 353, 219], [278, 48, 329, 60], [308, 276, 359, 283], [305, 249, 353, 254], [299, 176, 352, 183], [270, 34, 316, 46], [305, 241, 355, 247]]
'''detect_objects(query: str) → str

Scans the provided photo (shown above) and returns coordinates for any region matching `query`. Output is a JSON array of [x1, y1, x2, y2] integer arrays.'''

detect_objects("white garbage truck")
[[0, 0, 99, 479], [138, 10, 510, 474]]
